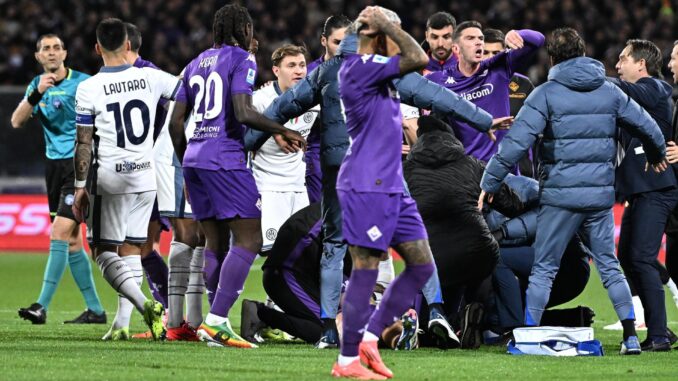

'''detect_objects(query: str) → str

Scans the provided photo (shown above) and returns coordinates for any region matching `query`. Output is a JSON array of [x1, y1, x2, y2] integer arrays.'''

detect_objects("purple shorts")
[[337, 190, 427, 252], [183, 167, 261, 221]]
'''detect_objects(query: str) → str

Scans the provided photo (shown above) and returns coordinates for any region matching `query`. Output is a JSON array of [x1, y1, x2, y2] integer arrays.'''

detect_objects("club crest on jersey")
[[302, 112, 314, 123], [509, 81, 519, 92], [246, 68, 256, 85]]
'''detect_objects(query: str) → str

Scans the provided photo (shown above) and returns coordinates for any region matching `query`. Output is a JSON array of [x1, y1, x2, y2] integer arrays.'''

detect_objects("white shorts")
[[260, 190, 309, 251], [156, 162, 192, 218], [87, 191, 156, 245]]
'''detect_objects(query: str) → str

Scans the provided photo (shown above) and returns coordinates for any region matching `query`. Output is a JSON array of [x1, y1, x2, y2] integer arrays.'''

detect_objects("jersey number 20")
[[189, 72, 223, 123], [106, 100, 150, 148]]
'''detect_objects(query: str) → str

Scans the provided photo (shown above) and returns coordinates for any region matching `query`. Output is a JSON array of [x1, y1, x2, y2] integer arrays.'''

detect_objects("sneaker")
[[620, 336, 642, 355], [331, 359, 387, 380], [259, 327, 293, 341], [428, 311, 460, 349], [604, 320, 647, 331], [395, 309, 419, 351], [142, 300, 166, 341], [18, 303, 46, 324], [167, 322, 200, 341], [64, 309, 107, 324], [316, 327, 340, 349], [102, 326, 130, 341], [459, 302, 484, 350], [240, 299, 266, 343], [197, 319, 258, 348], [359, 340, 393, 379], [640, 337, 672, 352]]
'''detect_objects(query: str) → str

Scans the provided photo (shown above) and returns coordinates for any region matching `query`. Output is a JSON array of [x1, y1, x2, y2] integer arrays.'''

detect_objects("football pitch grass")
[[1, 253, 678, 380]]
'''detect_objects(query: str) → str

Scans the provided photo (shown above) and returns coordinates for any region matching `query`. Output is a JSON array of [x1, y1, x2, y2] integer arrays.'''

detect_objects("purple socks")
[[366, 263, 434, 337], [340, 268, 379, 357], [209, 246, 257, 317], [141, 250, 169, 308], [203, 248, 225, 306]]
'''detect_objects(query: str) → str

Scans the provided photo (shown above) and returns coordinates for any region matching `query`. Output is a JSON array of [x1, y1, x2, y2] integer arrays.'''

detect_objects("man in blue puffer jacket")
[[479, 28, 669, 355], [246, 28, 495, 348]]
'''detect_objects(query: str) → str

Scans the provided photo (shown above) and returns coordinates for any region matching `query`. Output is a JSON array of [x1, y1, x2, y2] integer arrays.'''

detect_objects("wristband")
[[74, 179, 87, 188], [26, 90, 44, 106]]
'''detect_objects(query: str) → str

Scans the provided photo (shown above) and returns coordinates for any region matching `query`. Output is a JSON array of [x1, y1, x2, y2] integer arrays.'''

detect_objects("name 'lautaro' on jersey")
[[103, 78, 148, 95]]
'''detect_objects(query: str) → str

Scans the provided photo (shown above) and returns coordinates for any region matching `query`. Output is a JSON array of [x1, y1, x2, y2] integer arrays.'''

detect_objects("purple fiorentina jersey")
[[176, 45, 257, 170], [337, 53, 402, 193], [423, 53, 457, 75], [426, 29, 543, 162], [307, 56, 324, 74]]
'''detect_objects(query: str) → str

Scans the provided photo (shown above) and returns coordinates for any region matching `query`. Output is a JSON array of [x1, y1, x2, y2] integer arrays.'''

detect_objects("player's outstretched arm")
[[233, 93, 306, 152], [72, 124, 93, 222], [169, 101, 188, 164]]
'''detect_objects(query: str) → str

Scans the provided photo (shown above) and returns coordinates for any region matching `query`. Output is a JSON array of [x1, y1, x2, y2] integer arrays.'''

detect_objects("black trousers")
[[260, 267, 322, 343]]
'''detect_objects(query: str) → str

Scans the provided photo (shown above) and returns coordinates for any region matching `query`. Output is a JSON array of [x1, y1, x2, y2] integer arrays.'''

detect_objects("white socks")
[[96, 252, 146, 313], [377, 255, 394, 288], [632, 295, 645, 324], [186, 246, 205, 328], [168, 241, 192, 328], [205, 313, 228, 326]]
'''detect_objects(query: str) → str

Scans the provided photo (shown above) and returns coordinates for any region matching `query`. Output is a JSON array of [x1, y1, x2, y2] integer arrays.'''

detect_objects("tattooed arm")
[[72, 124, 93, 222]]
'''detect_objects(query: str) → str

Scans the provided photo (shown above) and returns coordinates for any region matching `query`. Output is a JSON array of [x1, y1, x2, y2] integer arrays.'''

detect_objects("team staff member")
[[12, 34, 105, 325]]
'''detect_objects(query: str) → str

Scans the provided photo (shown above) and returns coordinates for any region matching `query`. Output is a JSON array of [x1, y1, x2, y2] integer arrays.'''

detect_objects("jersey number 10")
[[189, 73, 224, 123], [106, 100, 151, 148]]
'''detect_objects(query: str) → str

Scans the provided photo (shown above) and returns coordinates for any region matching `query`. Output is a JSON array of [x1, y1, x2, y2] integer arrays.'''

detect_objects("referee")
[[11, 34, 106, 325]]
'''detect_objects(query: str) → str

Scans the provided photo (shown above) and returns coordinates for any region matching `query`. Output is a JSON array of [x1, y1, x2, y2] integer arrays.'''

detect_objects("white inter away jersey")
[[75, 65, 180, 194], [250, 83, 319, 192]]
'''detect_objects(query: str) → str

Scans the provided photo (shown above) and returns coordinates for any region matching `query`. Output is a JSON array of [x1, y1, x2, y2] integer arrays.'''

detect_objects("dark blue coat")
[[481, 57, 667, 210], [610, 77, 676, 197]]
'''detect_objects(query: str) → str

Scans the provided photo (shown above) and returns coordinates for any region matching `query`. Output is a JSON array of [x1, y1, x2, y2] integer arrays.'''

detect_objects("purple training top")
[[337, 53, 403, 193], [176, 45, 257, 170], [426, 29, 544, 162]]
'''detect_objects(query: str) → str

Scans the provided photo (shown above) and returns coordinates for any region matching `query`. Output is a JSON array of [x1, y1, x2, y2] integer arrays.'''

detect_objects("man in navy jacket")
[[479, 28, 669, 355], [611, 39, 677, 352]]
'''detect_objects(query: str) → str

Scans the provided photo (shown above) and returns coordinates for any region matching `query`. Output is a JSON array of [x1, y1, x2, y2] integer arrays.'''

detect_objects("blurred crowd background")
[[1, 0, 677, 85], [0, 0, 677, 180]]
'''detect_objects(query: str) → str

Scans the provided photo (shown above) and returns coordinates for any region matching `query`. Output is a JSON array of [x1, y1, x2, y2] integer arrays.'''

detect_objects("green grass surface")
[[1, 253, 678, 380]]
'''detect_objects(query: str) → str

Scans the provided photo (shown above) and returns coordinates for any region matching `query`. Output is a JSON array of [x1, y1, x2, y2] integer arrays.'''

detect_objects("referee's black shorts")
[[45, 158, 77, 222]]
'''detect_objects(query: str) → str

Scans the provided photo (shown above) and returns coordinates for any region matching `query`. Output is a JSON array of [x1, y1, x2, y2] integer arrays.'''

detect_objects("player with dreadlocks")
[[169, 3, 306, 349]]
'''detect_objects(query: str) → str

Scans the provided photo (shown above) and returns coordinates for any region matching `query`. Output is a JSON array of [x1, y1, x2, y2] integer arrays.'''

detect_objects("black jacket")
[[404, 129, 524, 288], [611, 77, 676, 197]]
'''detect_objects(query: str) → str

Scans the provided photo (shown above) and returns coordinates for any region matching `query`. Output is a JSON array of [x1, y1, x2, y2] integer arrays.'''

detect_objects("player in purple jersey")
[[332, 6, 432, 380], [305, 15, 351, 204], [426, 21, 544, 162], [422, 12, 457, 75], [168, 4, 305, 349]]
